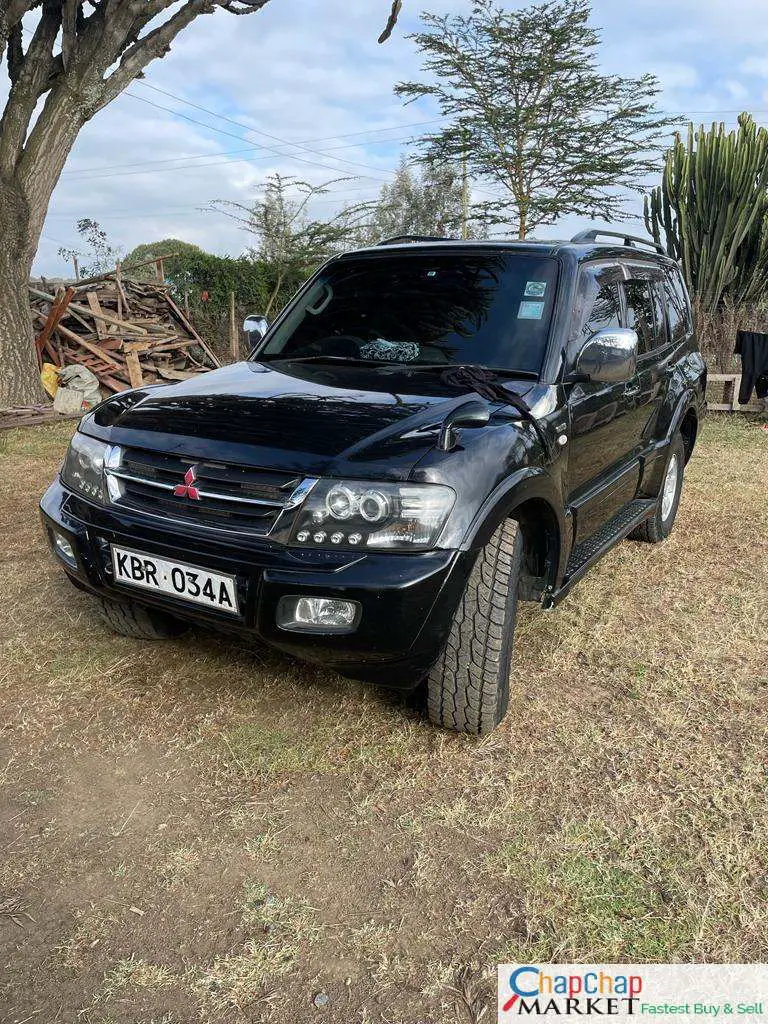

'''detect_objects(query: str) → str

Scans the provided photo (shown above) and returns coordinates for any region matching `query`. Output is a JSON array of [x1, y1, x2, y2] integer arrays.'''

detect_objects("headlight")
[[60, 433, 110, 503], [289, 479, 455, 552]]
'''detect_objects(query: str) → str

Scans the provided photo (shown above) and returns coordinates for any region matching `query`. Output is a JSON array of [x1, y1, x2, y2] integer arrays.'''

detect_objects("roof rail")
[[375, 234, 454, 246], [570, 229, 666, 256]]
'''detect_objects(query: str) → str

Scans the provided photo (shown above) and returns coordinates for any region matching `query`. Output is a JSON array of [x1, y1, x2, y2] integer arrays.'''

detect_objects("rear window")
[[259, 251, 560, 374]]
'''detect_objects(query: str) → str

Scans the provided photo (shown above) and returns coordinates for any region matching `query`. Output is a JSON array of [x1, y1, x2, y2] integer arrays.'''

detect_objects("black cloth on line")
[[735, 331, 768, 403]]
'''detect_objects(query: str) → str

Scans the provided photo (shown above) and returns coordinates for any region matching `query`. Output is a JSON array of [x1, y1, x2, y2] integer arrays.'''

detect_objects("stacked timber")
[[29, 265, 219, 393]]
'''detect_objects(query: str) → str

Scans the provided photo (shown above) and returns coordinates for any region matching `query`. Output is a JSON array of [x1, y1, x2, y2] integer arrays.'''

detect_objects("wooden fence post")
[[229, 290, 238, 362]]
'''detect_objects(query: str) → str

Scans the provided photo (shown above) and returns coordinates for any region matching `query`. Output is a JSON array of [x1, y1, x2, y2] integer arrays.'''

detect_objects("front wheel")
[[427, 519, 522, 735], [629, 432, 686, 543]]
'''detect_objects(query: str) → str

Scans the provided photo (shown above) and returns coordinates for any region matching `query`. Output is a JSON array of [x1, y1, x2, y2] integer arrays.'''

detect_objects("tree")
[[57, 218, 122, 278], [396, 0, 677, 240], [644, 114, 768, 314], [360, 155, 469, 243], [212, 173, 365, 316], [0, 1, 402, 407], [122, 238, 204, 281]]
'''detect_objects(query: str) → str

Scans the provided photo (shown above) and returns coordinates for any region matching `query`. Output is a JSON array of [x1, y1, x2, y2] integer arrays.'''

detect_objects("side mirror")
[[438, 399, 491, 451], [243, 315, 269, 344], [576, 328, 638, 384]]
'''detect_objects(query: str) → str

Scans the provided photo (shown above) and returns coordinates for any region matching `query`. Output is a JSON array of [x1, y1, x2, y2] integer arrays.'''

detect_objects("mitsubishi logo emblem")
[[174, 465, 201, 500]]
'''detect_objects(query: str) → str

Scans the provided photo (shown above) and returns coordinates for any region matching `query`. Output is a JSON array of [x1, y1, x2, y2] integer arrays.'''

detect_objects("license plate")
[[111, 545, 239, 615]]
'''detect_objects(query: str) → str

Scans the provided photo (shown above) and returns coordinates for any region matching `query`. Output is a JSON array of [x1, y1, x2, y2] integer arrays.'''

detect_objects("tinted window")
[[651, 281, 669, 348], [260, 252, 559, 374], [582, 280, 622, 340], [665, 270, 692, 343], [623, 279, 656, 354], [569, 267, 622, 364]]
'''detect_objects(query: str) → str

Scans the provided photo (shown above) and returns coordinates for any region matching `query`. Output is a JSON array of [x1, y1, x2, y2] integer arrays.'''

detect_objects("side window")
[[576, 269, 622, 344], [651, 280, 669, 348], [622, 279, 656, 355], [665, 270, 692, 344]]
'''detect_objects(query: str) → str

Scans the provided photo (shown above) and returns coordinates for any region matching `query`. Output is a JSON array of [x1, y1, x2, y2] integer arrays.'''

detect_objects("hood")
[[85, 360, 536, 479]]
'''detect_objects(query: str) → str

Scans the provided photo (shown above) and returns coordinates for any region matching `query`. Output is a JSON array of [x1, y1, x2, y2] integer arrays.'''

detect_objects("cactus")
[[644, 113, 768, 313]]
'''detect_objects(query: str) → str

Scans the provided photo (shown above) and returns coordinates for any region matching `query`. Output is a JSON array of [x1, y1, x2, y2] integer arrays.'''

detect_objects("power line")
[[61, 117, 437, 178], [61, 134, 420, 183], [122, 92, 394, 182], [135, 82, 421, 178]]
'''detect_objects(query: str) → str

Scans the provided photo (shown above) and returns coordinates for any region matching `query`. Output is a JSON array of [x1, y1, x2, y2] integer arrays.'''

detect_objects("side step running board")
[[544, 499, 657, 607]]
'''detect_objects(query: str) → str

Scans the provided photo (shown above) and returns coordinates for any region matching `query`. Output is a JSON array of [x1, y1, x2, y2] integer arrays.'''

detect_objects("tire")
[[427, 519, 522, 735], [97, 595, 187, 640], [629, 432, 686, 543]]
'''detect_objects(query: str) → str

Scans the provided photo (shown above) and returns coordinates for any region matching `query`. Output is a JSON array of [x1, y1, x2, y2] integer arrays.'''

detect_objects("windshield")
[[257, 251, 559, 374]]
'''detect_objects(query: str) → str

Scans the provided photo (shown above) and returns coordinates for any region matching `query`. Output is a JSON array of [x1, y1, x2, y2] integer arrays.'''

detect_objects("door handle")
[[624, 382, 640, 397]]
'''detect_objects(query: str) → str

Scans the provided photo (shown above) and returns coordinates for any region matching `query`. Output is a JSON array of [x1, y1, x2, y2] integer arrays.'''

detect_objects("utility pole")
[[72, 254, 79, 281]]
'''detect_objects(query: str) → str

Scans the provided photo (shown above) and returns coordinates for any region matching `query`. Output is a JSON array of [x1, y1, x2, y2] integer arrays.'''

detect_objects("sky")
[[24, 0, 768, 275]]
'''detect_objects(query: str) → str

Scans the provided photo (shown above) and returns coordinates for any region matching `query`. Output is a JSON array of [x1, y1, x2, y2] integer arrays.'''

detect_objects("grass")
[[0, 414, 766, 1023]]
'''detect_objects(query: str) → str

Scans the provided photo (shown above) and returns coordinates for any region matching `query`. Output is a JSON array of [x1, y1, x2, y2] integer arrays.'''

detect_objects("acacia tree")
[[397, 0, 677, 240], [212, 173, 365, 316], [0, 0, 401, 407]]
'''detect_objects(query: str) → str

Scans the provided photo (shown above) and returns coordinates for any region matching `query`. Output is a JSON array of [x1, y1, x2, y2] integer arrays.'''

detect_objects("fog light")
[[276, 595, 360, 633], [51, 529, 76, 567]]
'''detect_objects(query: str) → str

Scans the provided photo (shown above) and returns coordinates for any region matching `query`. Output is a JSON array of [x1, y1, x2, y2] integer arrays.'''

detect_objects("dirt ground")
[[1, 416, 766, 1024]]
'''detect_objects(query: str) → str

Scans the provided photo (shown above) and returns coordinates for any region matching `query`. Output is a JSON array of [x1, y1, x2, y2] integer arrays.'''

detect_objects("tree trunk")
[[0, 178, 43, 407]]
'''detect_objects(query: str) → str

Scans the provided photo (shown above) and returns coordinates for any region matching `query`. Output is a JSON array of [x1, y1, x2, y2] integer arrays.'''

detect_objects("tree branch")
[[0, 1, 62, 176], [378, 0, 402, 43], [61, 0, 78, 69], [94, 0, 219, 112]]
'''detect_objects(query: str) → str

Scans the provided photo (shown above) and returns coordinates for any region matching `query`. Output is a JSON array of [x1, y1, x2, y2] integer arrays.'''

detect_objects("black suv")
[[41, 230, 706, 735]]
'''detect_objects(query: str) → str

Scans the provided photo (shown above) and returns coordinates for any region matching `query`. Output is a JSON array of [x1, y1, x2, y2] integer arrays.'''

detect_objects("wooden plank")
[[34, 287, 75, 368], [86, 291, 107, 339], [29, 287, 149, 335], [125, 349, 144, 388], [100, 375, 130, 393], [70, 252, 181, 288], [116, 275, 133, 318], [55, 323, 121, 370], [155, 367, 202, 381], [165, 294, 221, 367], [42, 336, 61, 367]]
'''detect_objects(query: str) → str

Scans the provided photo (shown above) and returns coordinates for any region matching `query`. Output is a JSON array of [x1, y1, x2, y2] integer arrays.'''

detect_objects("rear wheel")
[[427, 519, 522, 735], [629, 432, 686, 544], [97, 596, 187, 640]]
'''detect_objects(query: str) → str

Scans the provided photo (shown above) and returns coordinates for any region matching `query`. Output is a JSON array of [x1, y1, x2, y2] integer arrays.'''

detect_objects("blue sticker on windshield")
[[518, 300, 545, 320], [524, 280, 547, 298]]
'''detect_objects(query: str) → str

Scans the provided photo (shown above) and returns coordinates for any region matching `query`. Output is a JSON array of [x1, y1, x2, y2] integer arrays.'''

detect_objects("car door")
[[564, 262, 646, 543], [620, 265, 674, 479]]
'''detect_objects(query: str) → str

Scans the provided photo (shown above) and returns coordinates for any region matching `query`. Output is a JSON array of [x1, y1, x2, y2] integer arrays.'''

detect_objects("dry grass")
[[0, 415, 767, 1024]]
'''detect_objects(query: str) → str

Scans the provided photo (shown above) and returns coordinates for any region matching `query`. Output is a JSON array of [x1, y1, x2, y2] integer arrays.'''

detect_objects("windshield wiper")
[[260, 355, 396, 367], [262, 355, 539, 378], [403, 363, 538, 379]]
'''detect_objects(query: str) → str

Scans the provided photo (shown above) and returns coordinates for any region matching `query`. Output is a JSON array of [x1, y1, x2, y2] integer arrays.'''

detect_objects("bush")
[[694, 297, 768, 373], [125, 247, 270, 361]]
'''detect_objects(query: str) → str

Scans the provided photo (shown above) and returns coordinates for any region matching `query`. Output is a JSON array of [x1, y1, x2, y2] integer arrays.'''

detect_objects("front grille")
[[109, 447, 302, 535]]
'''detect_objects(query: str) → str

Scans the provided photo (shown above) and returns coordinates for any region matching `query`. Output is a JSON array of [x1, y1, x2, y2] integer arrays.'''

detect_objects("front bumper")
[[40, 479, 474, 686]]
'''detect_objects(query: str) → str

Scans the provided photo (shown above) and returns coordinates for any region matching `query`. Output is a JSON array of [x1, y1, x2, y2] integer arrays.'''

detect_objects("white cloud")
[[30, 0, 768, 273]]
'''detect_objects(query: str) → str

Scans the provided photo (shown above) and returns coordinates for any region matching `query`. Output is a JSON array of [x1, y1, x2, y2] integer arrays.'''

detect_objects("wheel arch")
[[666, 390, 700, 464], [460, 471, 566, 602], [679, 406, 699, 463]]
